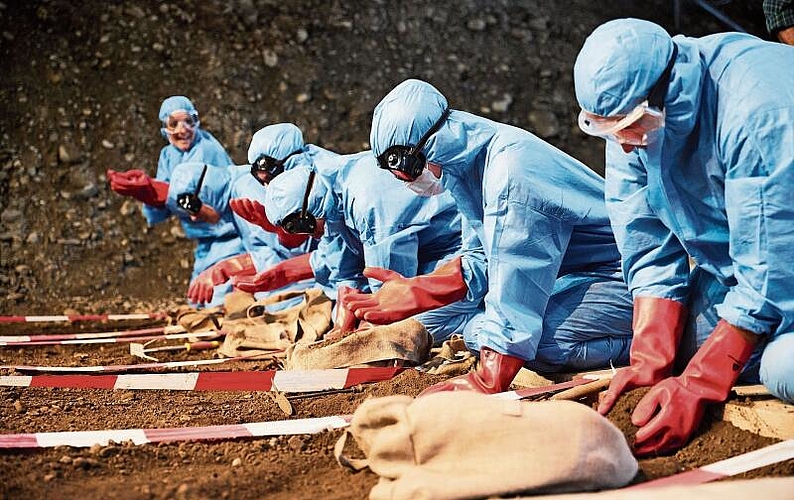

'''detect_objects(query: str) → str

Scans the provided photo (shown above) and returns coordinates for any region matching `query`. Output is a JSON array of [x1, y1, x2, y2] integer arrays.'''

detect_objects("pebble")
[[101, 139, 114, 149], [43, 473, 57, 482], [13, 400, 25, 414], [231, 457, 242, 467]]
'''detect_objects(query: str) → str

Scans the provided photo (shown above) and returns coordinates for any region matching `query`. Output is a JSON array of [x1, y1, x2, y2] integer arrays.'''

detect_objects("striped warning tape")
[[0, 330, 219, 347], [0, 367, 405, 392], [0, 415, 352, 449], [1, 356, 259, 374], [627, 439, 794, 489], [0, 312, 167, 324], [0, 326, 170, 344]]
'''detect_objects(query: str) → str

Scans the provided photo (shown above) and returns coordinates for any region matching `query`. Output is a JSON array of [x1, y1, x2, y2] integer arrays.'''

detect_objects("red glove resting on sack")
[[631, 320, 757, 456], [598, 296, 688, 415], [343, 256, 469, 324], [231, 253, 314, 293], [230, 197, 309, 248], [324, 286, 362, 342], [187, 254, 257, 304], [107, 169, 169, 207], [419, 346, 525, 396]]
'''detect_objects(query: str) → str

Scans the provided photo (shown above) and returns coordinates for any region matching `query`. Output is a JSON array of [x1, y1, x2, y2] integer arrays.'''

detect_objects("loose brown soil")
[[0, 1, 782, 499]]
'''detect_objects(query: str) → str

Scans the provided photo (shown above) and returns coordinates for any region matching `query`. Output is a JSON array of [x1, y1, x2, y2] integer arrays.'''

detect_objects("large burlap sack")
[[285, 318, 431, 370], [335, 392, 638, 500], [174, 305, 224, 332], [217, 288, 332, 358]]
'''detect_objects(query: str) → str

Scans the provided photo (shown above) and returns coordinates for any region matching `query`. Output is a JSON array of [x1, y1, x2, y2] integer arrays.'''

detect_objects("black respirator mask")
[[376, 108, 450, 181], [280, 170, 318, 235], [176, 164, 208, 215], [250, 150, 301, 185]]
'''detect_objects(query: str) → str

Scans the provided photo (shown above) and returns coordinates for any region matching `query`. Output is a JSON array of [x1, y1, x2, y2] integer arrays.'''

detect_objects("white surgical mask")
[[406, 168, 444, 197]]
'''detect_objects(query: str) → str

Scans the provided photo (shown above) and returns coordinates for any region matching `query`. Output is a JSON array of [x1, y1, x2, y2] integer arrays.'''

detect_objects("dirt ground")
[[0, 1, 787, 499]]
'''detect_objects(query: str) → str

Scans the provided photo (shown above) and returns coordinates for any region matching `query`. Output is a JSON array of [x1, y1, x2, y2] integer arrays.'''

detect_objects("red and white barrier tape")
[[627, 439, 794, 489], [0, 415, 352, 449], [0, 330, 218, 347], [1, 356, 257, 374], [0, 367, 404, 392], [0, 326, 168, 344], [0, 312, 167, 324]]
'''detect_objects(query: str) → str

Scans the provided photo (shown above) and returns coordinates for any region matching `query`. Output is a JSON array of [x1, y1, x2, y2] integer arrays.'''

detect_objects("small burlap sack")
[[418, 335, 476, 376], [285, 318, 431, 370], [217, 288, 332, 358], [335, 392, 638, 500], [174, 305, 224, 332]]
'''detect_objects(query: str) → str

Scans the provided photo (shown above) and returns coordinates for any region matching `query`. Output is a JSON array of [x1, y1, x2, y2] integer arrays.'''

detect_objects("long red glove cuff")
[[411, 256, 469, 308], [148, 179, 170, 207], [679, 319, 756, 402], [629, 296, 688, 378], [216, 254, 256, 281], [277, 252, 314, 283]]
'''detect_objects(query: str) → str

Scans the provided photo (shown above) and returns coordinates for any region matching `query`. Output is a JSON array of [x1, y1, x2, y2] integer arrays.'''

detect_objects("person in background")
[[107, 95, 232, 225], [350, 79, 634, 395], [574, 18, 794, 456], [764, 0, 794, 45]]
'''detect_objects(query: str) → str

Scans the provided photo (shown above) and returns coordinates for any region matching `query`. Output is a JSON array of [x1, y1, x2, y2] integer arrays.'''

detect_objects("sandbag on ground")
[[286, 318, 431, 369], [335, 391, 638, 500]]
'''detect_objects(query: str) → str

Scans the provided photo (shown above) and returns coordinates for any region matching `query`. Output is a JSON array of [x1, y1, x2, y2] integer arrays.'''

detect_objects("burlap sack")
[[217, 288, 332, 358], [285, 318, 431, 370], [418, 335, 476, 376], [335, 392, 638, 500], [174, 305, 224, 332]]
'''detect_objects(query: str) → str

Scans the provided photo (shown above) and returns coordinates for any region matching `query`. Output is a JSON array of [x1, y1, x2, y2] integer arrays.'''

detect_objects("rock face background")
[[0, 1, 767, 313]]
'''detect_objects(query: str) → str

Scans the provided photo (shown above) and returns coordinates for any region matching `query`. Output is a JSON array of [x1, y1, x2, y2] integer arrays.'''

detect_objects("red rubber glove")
[[419, 346, 525, 396], [230, 197, 310, 249], [631, 320, 757, 456], [231, 253, 314, 293], [187, 254, 256, 304], [344, 256, 468, 324], [324, 286, 362, 342], [107, 169, 169, 207], [598, 297, 688, 415]]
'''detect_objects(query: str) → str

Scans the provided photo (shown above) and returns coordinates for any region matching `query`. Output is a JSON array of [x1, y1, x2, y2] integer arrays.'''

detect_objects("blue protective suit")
[[143, 97, 233, 226], [166, 162, 246, 307], [370, 79, 634, 371], [264, 147, 488, 343], [574, 19, 794, 401]]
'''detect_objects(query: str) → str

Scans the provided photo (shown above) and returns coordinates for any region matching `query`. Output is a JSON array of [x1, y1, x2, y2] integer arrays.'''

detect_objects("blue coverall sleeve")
[[716, 109, 794, 335], [604, 141, 690, 301], [234, 214, 287, 272], [141, 151, 175, 226], [309, 219, 368, 294], [458, 219, 489, 303], [362, 228, 420, 285], [477, 153, 571, 360]]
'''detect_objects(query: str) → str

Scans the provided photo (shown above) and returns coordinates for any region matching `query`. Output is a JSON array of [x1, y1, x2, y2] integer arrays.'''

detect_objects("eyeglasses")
[[176, 164, 208, 216], [280, 170, 317, 234], [163, 111, 199, 135], [377, 108, 450, 181], [250, 150, 300, 185], [577, 44, 678, 143]]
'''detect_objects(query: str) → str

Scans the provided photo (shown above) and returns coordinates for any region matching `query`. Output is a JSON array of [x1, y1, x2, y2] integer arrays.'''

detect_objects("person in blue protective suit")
[[173, 161, 315, 306], [229, 123, 488, 343], [573, 18, 794, 456], [348, 78, 634, 396], [107, 96, 232, 224]]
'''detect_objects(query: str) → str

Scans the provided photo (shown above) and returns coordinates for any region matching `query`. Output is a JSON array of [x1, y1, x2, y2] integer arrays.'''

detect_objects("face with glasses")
[[162, 110, 199, 152]]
